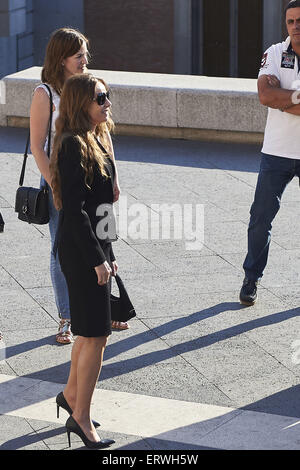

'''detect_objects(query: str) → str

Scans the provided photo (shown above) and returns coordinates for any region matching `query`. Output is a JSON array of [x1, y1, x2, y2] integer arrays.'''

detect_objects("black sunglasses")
[[94, 91, 110, 106]]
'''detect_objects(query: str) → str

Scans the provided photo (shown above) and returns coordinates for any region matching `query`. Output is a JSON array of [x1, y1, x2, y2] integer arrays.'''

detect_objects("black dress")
[[57, 135, 116, 337]]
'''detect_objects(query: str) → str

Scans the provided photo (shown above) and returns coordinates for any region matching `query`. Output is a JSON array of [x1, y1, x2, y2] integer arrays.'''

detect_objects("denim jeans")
[[41, 177, 70, 319], [243, 153, 300, 281]]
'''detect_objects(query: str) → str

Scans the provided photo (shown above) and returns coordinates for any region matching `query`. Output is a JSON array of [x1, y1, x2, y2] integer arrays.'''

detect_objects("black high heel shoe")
[[66, 416, 115, 449], [56, 392, 101, 428]]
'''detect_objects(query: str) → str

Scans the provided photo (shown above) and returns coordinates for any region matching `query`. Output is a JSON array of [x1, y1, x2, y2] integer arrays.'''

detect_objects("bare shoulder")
[[32, 86, 50, 103], [31, 86, 51, 116]]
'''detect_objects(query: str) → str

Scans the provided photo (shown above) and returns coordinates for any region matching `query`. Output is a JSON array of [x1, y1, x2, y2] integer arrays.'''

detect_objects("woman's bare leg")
[[63, 336, 84, 410], [65, 335, 108, 442]]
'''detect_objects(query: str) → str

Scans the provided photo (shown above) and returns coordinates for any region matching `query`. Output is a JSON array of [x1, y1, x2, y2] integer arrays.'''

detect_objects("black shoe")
[[239, 278, 258, 306], [66, 416, 115, 449], [56, 392, 101, 428]]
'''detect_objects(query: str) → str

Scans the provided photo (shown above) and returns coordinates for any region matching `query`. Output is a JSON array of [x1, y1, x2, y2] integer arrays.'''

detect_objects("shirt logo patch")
[[281, 51, 295, 69], [261, 53, 268, 69]]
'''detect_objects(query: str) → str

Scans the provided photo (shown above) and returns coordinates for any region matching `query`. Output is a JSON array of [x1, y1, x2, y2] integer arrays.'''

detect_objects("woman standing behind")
[[30, 28, 123, 344], [50, 73, 117, 448]]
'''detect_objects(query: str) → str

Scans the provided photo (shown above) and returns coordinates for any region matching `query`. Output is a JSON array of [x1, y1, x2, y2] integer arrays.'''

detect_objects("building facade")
[[0, 0, 292, 79]]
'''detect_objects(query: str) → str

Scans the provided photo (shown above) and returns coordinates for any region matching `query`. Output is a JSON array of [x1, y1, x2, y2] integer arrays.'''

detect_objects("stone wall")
[[0, 66, 267, 144], [32, 0, 84, 66], [84, 0, 174, 73]]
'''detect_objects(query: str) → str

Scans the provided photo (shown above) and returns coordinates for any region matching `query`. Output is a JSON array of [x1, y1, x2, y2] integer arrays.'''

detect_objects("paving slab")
[[1, 128, 300, 451], [2, 373, 300, 450], [0, 415, 50, 450]]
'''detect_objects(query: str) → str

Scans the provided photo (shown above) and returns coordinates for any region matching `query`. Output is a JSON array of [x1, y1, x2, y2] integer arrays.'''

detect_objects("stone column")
[[0, 0, 27, 78], [33, 0, 84, 66], [263, 0, 283, 51], [174, 0, 192, 75], [282, 0, 293, 39], [229, 0, 238, 77]]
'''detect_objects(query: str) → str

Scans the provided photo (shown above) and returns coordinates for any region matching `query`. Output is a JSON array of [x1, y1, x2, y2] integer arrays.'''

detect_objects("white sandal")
[[56, 320, 73, 344], [111, 321, 129, 330]]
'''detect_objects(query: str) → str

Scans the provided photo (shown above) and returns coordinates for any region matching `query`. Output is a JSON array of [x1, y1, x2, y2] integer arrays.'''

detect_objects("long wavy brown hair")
[[50, 73, 114, 211], [42, 28, 89, 95]]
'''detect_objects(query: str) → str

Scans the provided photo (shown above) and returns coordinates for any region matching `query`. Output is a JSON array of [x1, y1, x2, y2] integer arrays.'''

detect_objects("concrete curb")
[[0, 67, 267, 143]]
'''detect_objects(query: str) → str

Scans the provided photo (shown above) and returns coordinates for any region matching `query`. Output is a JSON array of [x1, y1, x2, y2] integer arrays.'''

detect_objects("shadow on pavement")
[[0, 127, 261, 173], [0, 127, 28, 154], [4, 335, 56, 360], [1, 303, 297, 399], [0, 424, 67, 450], [112, 134, 261, 173]]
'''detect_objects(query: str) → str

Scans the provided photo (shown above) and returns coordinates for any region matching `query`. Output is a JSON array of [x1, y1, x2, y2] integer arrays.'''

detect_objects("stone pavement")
[[0, 127, 300, 451]]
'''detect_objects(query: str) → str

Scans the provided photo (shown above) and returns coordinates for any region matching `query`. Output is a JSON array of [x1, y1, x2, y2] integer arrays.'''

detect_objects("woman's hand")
[[110, 260, 118, 277], [94, 261, 112, 285]]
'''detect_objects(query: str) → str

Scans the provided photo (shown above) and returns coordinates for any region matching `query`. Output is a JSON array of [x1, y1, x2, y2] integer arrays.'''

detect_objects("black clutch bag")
[[15, 84, 53, 225], [110, 274, 136, 322]]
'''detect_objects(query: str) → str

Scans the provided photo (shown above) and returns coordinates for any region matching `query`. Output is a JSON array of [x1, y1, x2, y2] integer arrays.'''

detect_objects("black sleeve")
[[110, 244, 116, 262], [59, 136, 106, 267]]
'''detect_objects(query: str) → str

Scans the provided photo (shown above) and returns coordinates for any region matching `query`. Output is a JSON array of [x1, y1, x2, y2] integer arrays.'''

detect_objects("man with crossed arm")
[[240, 0, 300, 305]]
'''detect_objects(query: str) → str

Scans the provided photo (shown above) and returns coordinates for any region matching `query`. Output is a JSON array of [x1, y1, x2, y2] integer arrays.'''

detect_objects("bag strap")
[[19, 84, 53, 187], [95, 137, 115, 185], [97, 139, 109, 155], [113, 273, 134, 310]]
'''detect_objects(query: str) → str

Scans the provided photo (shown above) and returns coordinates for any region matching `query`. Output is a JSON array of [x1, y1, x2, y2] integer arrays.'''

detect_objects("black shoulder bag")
[[15, 84, 53, 225]]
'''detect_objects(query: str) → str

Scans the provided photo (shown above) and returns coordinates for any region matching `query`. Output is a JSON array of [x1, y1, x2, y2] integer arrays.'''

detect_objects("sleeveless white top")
[[34, 83, 60, 153]]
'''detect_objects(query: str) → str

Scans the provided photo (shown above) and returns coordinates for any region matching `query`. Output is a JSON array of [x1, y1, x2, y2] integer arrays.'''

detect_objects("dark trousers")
[[243, 153, 300, 281]]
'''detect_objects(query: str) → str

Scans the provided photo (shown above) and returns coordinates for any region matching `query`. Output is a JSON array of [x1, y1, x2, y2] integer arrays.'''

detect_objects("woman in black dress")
[[50, 73, 117, 448]]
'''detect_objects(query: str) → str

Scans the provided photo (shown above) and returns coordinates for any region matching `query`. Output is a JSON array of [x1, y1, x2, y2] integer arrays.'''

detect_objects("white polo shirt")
[[259, 37, 300, 159]]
